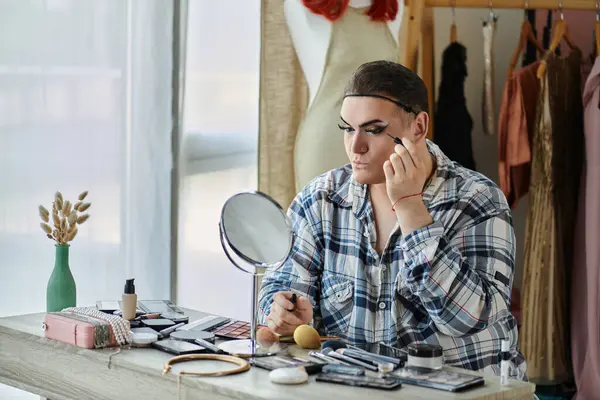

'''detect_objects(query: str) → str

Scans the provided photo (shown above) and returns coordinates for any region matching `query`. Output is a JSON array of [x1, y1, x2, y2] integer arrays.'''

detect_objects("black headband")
[[343, 93, 419, 115]]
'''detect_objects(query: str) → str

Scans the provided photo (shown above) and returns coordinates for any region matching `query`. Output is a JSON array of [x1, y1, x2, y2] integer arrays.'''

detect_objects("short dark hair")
[[343, 60, 429, 115]]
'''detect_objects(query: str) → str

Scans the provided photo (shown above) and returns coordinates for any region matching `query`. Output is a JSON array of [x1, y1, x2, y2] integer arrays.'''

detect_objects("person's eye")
[[365, 126, 385, 135], [338, 124, 354, 133]]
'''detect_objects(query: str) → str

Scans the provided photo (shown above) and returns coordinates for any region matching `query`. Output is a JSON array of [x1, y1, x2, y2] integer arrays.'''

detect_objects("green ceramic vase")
[[46, 244, 76, 312]]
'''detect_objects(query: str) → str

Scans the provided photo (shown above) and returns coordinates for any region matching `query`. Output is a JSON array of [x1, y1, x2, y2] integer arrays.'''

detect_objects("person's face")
[[340, 96, 414, 185]]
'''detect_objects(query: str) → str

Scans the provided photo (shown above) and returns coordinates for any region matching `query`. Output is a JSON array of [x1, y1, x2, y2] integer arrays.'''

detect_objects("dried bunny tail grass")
[[55, 192, 64, 210], [39, 206, 49, 223], [62, 201, 72, 217], [42, 190, 90, 244], [40, 223, 52, 234], [77, 214, 90, 224], [58, 227, 68, 243], [68, 213, 77, 226], [52, 212, 61, 227], [68, 227, 78, 242]]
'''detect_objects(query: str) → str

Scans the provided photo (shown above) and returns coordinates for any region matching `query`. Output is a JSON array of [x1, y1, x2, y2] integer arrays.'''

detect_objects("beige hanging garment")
[[520, 48, 584, 384]]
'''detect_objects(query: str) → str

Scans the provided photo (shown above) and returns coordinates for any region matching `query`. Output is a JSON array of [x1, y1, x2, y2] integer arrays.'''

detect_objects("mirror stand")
[[217, 226, 286, 358]]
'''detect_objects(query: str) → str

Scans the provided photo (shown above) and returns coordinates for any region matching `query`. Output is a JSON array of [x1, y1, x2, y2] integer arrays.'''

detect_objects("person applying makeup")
[[257, 60, 527, 382]]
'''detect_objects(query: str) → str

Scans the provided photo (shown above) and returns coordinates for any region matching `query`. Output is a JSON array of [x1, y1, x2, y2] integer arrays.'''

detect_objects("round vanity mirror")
[[220, 191, 293, 272], [217, 191, 293, 357]]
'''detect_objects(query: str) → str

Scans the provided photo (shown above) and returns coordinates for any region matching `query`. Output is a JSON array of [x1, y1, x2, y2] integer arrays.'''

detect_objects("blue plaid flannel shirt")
[[258, 140, 527, 380]]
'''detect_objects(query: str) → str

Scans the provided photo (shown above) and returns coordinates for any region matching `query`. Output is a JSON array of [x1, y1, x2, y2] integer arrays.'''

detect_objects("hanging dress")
[[497, 61, 540, 209], [433, 42, 475, 170], [293, 7, 398, 192], [571, 56, 600, 400], [520, 48, 584, 384], [482, 13, 497, 136]]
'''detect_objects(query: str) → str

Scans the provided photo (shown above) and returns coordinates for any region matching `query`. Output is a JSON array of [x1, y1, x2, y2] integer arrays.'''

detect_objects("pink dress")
[[571, 56, 600, 400]]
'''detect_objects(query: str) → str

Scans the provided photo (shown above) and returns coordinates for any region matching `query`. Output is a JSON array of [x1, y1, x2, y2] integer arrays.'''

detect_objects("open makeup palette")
[[212, 320, 268, 340]]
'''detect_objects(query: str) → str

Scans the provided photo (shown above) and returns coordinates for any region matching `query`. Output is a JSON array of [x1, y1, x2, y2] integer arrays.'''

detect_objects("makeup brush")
[[387, 133, 403, 145]]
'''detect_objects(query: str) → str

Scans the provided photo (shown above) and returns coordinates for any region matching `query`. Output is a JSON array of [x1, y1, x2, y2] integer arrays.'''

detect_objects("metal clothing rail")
[[403, 0, 599, 138], [426, 0, 595, 10]]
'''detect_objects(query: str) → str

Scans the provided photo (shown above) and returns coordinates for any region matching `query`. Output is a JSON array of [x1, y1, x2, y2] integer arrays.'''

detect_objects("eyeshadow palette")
[[391, 366, 485, 392], [212, 320, 267, 340]]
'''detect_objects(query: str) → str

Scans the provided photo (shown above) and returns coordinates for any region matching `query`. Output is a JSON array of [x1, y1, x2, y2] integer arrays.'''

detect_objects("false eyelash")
[[366, 127, 386, 135]]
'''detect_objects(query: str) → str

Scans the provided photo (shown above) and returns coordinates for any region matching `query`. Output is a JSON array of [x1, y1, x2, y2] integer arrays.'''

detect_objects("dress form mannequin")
[[284, 0, 404, 191]]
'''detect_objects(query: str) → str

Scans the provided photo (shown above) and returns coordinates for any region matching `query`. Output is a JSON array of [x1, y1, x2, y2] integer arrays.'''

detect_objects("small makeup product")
[[391, 367, 484, 392], [212, 320, 258, 340], [170, 329, 215, 343], [340, 348, 402, 366], [194, 337, 225, 354], [131, 327, 164, 339], [160, 312, 189, 324], [387, 133, 403, 145], [136, 313, 161, 320], [500, 340, 510, 385], [177, 315, 231, 332], [323, 348, 378, 371], [121, 278, 137, 320], [253, 355, 326, 375], [293, 324, 321, 349], [377, 362, 395, 379], [141, 318, 176, 332], [322, 363, 365, 376], [308, 351, 350, 365], [269, 367, 309, 385], [289, 293, 297, 311], [159, 322, 186, 337], [315, 373, 402, 390], [131, 331, 158, 347], [153, 339, 205, 356], [406, 343, 443, 370]]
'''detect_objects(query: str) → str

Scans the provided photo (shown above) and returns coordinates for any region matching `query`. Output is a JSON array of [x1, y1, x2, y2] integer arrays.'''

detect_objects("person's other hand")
[[266, 292, 312, 336]]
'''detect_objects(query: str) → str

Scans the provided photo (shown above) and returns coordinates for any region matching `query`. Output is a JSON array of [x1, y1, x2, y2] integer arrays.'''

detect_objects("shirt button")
[[378, 302, 386, 310]]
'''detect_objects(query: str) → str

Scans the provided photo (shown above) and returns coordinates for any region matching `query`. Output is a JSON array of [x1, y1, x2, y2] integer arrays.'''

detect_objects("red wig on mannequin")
[[302, 0, 399, 22]]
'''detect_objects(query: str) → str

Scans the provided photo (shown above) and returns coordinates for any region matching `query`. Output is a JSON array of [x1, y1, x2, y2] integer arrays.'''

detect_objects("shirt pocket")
[[320, 275, 354, 336]]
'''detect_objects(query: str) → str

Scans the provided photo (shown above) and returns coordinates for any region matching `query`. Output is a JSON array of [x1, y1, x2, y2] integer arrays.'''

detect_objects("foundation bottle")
[[121, 278, 137, 320]]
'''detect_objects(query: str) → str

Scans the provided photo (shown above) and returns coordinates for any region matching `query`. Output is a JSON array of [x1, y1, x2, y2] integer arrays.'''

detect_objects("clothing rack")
[[403, 0, 599, 139]]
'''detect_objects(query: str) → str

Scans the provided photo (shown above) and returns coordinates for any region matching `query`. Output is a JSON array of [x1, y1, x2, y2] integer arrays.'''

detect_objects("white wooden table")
[[0, 309, 535, 400]]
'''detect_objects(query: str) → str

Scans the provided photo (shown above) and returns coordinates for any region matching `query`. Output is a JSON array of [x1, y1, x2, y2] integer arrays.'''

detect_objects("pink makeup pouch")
[[42, 311, 125, 349]]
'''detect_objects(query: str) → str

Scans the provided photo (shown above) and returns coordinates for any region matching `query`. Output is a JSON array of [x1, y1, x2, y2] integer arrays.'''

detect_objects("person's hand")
[[383, 139, 433, 234], [266, 292, 312, 336], [383, 139, 428, 209]]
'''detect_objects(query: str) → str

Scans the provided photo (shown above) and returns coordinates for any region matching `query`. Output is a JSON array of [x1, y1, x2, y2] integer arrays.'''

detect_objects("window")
[[176, 0, 261, 321], [0, 0, 173, 316]]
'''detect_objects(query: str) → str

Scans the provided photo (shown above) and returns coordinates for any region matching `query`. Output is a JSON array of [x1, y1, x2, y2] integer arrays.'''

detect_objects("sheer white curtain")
[[0, 0, 173, 316], [176, 0, 260, 322]]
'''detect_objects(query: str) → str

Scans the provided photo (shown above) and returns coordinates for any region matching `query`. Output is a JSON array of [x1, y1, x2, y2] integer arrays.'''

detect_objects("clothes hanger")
[[449, 0, 457, 43], [507, 0, 545, 79], [594, 0, 600, 57], [537, 0, 578, 78]]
